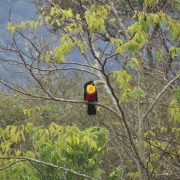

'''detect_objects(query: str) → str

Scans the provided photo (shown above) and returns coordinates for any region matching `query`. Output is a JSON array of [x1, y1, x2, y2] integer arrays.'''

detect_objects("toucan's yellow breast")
[[87, 85, 96, 94]]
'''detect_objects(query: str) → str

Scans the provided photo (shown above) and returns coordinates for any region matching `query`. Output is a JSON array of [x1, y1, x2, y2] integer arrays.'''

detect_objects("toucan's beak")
[[93, 80, 106, 86]]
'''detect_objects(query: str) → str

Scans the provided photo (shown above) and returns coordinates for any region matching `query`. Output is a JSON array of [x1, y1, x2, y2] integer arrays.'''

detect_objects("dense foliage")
[[0, 121, 108, 179]]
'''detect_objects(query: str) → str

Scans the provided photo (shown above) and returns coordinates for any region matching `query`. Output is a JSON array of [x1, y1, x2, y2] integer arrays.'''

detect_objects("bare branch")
[[142, 73, 180, 122]]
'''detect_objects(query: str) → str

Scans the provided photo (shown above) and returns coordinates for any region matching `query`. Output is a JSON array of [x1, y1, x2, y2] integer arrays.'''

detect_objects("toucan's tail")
[[87, 104, 96, 115]]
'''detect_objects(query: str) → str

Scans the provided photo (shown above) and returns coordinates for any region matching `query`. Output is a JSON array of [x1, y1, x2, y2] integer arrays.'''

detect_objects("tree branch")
[[0, 156, 97, 180], [108, 0, 130, 41], [0, 79, 121, 119], [142, 73, 180, 122], [0, 159, 27, 170]]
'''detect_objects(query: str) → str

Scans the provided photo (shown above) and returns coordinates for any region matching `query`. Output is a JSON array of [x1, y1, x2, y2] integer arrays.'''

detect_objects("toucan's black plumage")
[[84, 80, 106, 115]]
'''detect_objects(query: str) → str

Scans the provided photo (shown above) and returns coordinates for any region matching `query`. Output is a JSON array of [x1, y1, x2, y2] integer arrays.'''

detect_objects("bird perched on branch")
[[84, 80, 106, 115]]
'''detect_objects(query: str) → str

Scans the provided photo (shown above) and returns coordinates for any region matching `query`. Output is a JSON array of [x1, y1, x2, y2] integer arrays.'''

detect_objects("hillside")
[[0, 0, 35, 81]]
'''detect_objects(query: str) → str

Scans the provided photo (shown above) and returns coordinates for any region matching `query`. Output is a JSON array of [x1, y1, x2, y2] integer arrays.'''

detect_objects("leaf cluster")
[[0, 123, 109, 179]]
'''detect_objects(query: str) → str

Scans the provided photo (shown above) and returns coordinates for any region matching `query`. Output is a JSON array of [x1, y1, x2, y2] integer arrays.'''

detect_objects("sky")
[[0, 0, 36, 82]]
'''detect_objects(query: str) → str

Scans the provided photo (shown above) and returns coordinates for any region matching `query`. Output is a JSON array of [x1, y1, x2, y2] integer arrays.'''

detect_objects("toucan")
[[84, 80, 106, 115]]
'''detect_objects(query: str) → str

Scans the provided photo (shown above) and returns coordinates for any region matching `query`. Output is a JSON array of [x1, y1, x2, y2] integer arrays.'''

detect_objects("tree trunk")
[[137, 53, 148, 180]]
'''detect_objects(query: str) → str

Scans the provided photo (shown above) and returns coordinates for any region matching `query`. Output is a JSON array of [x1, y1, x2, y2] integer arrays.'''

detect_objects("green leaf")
[[169, 46, 176, 59], [131, 57, 139, 66], [11, 25, 17, 34], [85, 5, 107, 34], [34, 21, 39, 29], [108, 166, 122, 180], [45, 16, 51, 24], [50, 7, 56, 16], [29, 21, 35, 30], [176, 47, 180, 54], [128, 22, 140, 34], [147, 15, 155, 29], [155, 51, 162, 61], [114, 70, 131, 90], [62, 9, 73, 20], [153, 14, 160, 23], [126, 58, 139, 69], [55, 19, 60, 26], [131, 87, 146, 99], [141, 21, 148, 33], [168, 100, 180, 123], [128, 172, 139, 179], [45, 51, 50, 62], [19, 21, 27, 29], [76, 13, 81, 20], [145, 0, 152, 7], [7, 22, 12, 30], [120, 86, 146, 103], [126, 40, 139, 54], [173, 87, 180, 104], [109, 18, 116, 23]]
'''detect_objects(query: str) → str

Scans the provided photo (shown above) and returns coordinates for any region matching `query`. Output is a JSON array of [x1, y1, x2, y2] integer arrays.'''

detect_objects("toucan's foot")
[[93, 101, 97, 105]]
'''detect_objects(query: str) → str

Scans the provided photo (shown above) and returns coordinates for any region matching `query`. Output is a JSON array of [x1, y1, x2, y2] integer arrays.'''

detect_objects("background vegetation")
[[0, 0, 180, 179]]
